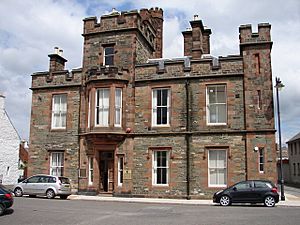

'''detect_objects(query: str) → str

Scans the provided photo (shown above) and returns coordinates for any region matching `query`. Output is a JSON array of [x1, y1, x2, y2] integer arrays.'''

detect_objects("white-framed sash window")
[[118, 156, 124, 186], [50, 152, 64, 176], [104, 46, 114, 66], [152, 150, 169, 185], [259, 148, 264, 173], [152, 88, 170, 126], [87, 91, 91, 128], [88, 157, 94, 185], [51, 94, 67, 129], [115, 88, 122, 127], [95, 88, 110, 126], [208, 150, 227, 187], [206, 85, 227, 125]]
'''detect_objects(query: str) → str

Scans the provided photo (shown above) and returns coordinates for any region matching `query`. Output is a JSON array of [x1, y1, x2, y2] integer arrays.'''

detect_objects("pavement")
[[68, 191, 300, 207]]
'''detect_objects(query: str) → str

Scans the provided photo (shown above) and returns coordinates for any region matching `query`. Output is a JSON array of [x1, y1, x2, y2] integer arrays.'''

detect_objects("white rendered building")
[[0, 94, 23, 185]]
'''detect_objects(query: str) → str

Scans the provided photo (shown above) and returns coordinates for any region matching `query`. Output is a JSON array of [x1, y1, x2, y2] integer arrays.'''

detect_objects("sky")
[[0, 0, 299, 145]]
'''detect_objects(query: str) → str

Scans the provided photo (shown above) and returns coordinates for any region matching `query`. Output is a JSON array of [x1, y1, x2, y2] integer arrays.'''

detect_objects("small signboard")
[[123, 169, 132, 180]]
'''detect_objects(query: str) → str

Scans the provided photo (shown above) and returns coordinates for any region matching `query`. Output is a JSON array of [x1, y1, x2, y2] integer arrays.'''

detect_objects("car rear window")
[[48, 177, 56, 183], [0, 184, 10, 193], [59, 177, 70, 184], [254, 181, 273, 188]]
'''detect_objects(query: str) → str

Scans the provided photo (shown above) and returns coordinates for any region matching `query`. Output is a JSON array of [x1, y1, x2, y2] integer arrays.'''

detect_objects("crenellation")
[[31, 70, 82, 89], [239, 23, 271, 44], [135, 56, 243, 81]]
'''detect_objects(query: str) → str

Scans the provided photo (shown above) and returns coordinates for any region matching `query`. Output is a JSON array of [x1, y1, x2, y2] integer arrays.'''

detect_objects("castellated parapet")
[[239, 23, 271, 45], [83, 8, 163, 58]]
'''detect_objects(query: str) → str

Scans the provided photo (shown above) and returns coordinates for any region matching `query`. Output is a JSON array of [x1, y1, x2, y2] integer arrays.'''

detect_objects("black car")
[[0, 184, 14, 216], [213, 180, 279, 207]]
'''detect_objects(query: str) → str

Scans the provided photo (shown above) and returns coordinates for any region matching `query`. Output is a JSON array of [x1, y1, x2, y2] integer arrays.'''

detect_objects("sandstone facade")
[[28, 8, 277, 198]]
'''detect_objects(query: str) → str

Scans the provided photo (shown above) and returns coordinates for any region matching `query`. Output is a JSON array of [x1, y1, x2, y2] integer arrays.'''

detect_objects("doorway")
[[99, 151, 114, 192]]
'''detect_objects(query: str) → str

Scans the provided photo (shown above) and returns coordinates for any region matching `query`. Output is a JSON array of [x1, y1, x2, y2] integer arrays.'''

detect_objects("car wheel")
[[0, 204, 4, 216], [14, 187, 23, 197], [60, 195, 69, 200], [46, 189, 55, 199], [219, 195, 231, 206], [264, 196, 276, 207]]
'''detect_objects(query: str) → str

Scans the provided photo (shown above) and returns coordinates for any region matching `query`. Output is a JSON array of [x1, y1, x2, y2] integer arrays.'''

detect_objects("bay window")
[[115, 88, 122, 127], [95, 88, 110, 127]]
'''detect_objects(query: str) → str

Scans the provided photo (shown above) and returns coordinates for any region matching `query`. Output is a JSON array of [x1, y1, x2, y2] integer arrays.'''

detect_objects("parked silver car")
[[13, 175, 71, 199]]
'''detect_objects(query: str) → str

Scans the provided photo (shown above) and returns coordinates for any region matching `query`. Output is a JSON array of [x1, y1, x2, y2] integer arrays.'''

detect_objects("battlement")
[[83, 8, 162, 40], [135, 55, 243, 81], [239, 23, 271, 44], [83, 7, 163, 58], [31, 69, 82, 90], [140, 7, 163, 20]]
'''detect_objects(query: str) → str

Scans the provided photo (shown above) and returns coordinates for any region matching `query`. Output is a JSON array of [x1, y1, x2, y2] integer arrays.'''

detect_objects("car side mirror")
[[233, 187, 237, 191]]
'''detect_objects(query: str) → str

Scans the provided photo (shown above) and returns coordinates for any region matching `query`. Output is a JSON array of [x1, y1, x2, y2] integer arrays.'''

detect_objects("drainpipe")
[[185, 80, 191, 200], [242, 77, 248, 180]]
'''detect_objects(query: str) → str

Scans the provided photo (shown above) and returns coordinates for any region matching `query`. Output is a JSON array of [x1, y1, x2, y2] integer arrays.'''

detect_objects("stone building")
[[0, 94, 23, 184], [28, 8, 277, 198], [287, 132, 300, 184]]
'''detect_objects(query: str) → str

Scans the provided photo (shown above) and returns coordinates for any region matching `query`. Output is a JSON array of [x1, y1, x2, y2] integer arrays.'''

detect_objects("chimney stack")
[[48, 47, 67, 72], [182, 19, 211, 59]]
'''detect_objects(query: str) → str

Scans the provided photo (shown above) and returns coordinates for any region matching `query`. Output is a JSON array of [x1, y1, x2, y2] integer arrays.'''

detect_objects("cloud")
[[0, 0, 87, 139], [0, 0, 300, 144]]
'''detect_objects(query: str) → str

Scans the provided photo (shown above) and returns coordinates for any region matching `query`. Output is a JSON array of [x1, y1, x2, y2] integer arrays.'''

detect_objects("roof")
[[287, 132, 300, 143]]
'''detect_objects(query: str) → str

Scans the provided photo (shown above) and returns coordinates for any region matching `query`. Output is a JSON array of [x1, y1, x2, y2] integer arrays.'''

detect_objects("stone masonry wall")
[[190, 134, 246, 197], [134, 59, 245, 134], [132, 136, 187, 197], [29, 86, 80, 190]]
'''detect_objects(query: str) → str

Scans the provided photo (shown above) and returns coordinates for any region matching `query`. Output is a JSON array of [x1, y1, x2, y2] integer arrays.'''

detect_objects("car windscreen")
[[59, 177, 70, 184]]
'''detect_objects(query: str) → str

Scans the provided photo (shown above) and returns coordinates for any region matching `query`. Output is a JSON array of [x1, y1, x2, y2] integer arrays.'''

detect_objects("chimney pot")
[[54, 47, 59, 54], [0, 94, 5, 110]]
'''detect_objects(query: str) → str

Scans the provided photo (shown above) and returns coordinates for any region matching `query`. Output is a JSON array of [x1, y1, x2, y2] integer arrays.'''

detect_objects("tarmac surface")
[[69, 185, 300, 207]]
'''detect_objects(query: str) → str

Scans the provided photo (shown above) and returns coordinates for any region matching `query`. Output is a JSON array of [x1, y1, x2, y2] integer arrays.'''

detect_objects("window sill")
[[208, 185, 227, 188], [152, 184, 169, 188], [151, 125, 171, 129], [51, 128, 67, 132], [207, 123, 227, 126]]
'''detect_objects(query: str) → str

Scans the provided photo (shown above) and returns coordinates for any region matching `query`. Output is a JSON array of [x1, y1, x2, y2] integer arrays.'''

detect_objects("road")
[[1, 197, 300, 225]]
